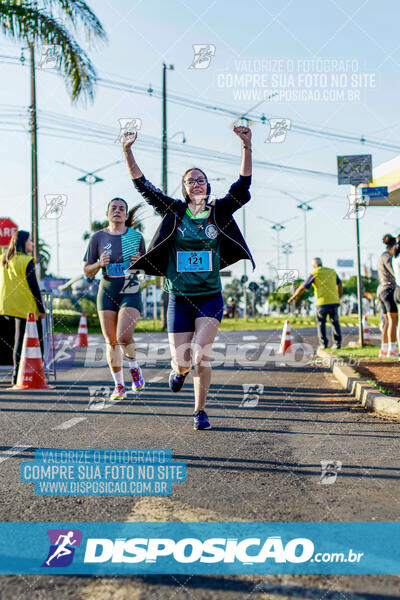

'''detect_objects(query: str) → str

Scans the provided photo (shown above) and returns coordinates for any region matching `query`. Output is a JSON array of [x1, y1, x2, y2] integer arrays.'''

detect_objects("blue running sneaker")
[[169, 370, 188, 393], [130, 367, 145, 391], [193, 410, 211, 430]]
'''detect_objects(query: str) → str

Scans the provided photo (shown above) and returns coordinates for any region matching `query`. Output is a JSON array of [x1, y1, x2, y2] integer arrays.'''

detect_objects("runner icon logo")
[[188, 44, 216, 69], [240, 384, 264, 407], [39, 45, 62, 69], [265, 118, 291, 143], [41, 194, 67, 220], [276, 269, 299, 289], [42, 529, 82, 567], [88, 386, 111, 410], [116, 118, 142, 142], [318, 460, 342, 485]]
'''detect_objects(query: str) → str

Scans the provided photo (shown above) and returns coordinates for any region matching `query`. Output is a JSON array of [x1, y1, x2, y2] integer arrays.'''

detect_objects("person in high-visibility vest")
[[288, 257, 342, 349], [0, 230, 45, 384]]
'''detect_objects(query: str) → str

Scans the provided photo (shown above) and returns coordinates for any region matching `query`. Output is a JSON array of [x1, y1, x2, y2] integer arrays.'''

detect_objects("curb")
[[316, 348, 400, 417]]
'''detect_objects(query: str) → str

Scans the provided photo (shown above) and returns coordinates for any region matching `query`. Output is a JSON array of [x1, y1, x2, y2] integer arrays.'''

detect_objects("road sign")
[[220, 270, 232, 277], [248, 282, 259, 292], [337, 259, 354, 268], [0, 217, 18, 247], [360, 186, 390, 206], [337, 154, 372, 185], [240, 275, 248, 285]]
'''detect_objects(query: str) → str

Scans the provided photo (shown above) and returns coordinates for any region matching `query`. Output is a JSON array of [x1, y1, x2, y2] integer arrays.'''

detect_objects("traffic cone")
[[73, 313, 88, 347], [278, 320, 293, 354], [12, 313, 51, 390], [362, 316, 371, 345]]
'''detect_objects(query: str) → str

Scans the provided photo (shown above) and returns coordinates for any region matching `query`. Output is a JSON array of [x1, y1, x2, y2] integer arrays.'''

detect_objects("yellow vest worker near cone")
[[288, 258, 343, 350], [0, 231, 45, 385]]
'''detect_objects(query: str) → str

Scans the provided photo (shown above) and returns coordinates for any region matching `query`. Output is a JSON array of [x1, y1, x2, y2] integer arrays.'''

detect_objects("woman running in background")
[[0, 230, 44, 385], [377, 234, 398, 357], [122, 125, 254, 430], [83, 198, 146, 400]]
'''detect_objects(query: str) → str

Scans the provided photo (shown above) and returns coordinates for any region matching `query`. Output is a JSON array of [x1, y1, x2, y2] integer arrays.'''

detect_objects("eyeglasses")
[[184, 177, 207, 186]]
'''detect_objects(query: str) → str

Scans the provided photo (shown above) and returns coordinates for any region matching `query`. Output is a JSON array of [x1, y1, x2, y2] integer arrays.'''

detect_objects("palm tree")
[[0, 0, 107, 266], [38, 238, 51, 278], [0, 0, 107, 102]]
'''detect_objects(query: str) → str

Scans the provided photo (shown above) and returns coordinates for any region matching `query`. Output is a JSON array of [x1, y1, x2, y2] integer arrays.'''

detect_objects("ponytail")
[[125, 203, 142, 228], [383, 233, 396, 249]]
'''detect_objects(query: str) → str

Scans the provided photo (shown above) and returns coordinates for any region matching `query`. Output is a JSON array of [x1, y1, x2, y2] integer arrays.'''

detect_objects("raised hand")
[[122, 131, 138, 153], [233, 125, 252, 146]]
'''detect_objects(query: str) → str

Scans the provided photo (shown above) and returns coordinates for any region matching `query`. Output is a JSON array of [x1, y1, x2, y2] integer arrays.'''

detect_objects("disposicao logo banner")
[[0, 522, 399, 574]]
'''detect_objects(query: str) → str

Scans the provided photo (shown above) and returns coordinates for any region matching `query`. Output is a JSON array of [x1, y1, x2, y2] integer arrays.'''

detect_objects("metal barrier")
[[42, 292, 56, 381]]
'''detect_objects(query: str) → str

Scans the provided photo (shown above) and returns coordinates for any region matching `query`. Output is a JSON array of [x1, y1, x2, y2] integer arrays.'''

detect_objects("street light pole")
[[29, 43, 39, 269], [353, 185, 364, 346], [283, 192, 326, 277], [258, 216, 298, 271], [243, 207, 247, 319], [299, 203, 312, 277], [161, 63, 174, 327], [57, 160, 123, 232], [272, 224, 284, 269]]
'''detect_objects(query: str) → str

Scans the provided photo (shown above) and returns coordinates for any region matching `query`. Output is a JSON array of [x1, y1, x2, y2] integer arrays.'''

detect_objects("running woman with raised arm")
[[83, 198, 146, 400], [122, 126, 254, 430]]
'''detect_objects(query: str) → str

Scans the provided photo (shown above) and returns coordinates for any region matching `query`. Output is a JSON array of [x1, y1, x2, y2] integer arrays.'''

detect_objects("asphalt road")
[[0, 328, 398, 600]]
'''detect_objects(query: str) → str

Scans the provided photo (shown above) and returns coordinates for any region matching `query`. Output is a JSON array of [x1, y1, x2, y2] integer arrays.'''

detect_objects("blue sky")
[[1, 0, 400, 280]]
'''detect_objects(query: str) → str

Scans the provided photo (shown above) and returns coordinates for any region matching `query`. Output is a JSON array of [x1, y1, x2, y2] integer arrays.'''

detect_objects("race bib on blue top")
[[105, 262, 130, 277], [177, 251, 212, 272]]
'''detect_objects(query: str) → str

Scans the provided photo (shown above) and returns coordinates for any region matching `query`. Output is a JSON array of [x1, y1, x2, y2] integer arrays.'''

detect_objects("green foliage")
[[38, 238, 51, 278], [341, 275, 379, 298], [0, 0, 106, 102], [222, 278, 242, 303], [268, 278, 313, 308]]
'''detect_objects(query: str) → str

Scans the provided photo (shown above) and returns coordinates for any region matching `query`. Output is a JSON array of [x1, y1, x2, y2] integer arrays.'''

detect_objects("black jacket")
[[129, 175, 255, 277]]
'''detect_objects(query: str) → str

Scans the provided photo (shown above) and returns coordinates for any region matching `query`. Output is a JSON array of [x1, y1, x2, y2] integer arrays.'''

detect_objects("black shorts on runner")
[[97, 277, 143, 313], [167, 292, 224, 333], [379, 287, 397, 314]]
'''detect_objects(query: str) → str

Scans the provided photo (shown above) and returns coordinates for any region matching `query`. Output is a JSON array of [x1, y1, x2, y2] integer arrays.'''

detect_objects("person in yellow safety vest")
[[0, 230, 45, 384], [288, 257, 343, 349]]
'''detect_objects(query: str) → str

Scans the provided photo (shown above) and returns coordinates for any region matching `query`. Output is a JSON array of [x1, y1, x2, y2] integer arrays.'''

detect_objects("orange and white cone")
[[12, 313, 51, 390], [278, 320, 293, 354], [362, 316, 371, 345], [73, 313, 88, 347]]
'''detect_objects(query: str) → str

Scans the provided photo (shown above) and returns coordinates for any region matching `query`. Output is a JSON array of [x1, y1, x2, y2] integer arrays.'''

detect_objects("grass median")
[[53, 313, 381, 334]]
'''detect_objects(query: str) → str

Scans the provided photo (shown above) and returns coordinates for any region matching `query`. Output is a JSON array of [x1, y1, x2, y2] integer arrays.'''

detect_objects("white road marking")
[[242, 335, 257, 341], [135, 336, 142, 341], [149, 375, 164, 383], [0, 445, 31, 464], [52, 417, 87, 430]]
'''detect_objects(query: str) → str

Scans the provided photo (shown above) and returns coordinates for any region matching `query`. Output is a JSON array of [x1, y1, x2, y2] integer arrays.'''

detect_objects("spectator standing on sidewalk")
[[377, 234, 398, 357], [0, 231, 44, 384], [288, 257, 342, 349]]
